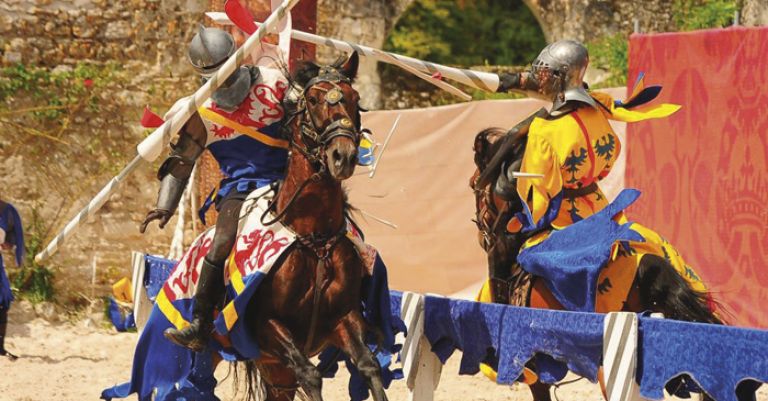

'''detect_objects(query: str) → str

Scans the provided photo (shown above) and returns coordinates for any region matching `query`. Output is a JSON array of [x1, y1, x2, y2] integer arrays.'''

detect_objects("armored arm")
[[496, 71, 541, 94], [140, 113, 207, 233]]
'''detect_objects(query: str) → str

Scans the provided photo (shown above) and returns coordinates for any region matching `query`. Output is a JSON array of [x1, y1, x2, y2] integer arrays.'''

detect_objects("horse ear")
[[340, 51, 359, 80], [293, 61, 320, 88]]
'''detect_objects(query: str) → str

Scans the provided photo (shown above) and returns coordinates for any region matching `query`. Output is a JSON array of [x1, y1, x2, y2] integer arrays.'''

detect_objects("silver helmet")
[[188, 25, 253, 112], [188, 25, 235, 75], [528, 40, 597, 110]]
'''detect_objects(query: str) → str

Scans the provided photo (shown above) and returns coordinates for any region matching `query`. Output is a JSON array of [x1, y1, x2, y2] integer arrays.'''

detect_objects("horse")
[[238, 52, 389, 401], [470, 126, 722, 401]]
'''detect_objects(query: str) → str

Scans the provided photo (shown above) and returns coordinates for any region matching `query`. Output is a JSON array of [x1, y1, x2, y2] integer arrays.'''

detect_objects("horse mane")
[[473, 127, 527, 185]]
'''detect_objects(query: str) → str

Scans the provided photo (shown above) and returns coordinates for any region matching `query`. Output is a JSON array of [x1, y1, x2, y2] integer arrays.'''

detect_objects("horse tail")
[[230, 360, 266, 401], [636, 254, 724, 325]]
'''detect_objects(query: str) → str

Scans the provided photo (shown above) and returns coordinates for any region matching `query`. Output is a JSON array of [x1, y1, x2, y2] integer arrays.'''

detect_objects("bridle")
[[471, 174, 507, 252], [261, 66, 363, 354], [261, 66, 362, 226], [292, 66, 362, 172]]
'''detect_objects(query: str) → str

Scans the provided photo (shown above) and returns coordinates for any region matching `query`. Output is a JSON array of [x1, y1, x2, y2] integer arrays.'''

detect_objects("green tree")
[[674, 0, 738, 31], [385, 0, 546, 67]]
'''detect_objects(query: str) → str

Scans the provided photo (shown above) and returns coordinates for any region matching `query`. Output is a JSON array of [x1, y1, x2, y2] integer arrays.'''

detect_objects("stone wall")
[[743, 0, 768, 26], [316, 0, 413, 109], [522, 0, 679, 43], [0, 0, 208, 303], [1, 0, 207, 67]]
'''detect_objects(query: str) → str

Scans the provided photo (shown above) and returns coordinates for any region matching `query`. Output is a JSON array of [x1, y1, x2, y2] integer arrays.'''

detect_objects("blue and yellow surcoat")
[[509, 91, 706, 313]]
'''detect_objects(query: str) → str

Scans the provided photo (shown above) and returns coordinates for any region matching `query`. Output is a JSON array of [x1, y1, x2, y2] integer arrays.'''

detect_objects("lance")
[[35, 0, 302, 264], [206, 12, 502, 93]]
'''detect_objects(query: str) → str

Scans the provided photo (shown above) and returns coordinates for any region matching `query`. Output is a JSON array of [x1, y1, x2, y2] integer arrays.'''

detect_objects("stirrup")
[[163, 324, 210, 353]]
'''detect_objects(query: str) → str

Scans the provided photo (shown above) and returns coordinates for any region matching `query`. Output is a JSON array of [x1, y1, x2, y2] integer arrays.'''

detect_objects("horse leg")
[[258, 361, 299, 401], [529, 380, 552, 401], [264, 319, 323, 401], [331, 311, 388, 401]]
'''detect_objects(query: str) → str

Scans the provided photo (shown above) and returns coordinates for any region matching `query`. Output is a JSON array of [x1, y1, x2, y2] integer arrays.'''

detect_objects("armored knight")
[[141, 26, 289, 352], [486, 40, 702, 309]]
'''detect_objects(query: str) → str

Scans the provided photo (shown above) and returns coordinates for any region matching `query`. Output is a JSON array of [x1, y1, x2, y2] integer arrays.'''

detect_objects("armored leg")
[[164, 197, 244, 352]]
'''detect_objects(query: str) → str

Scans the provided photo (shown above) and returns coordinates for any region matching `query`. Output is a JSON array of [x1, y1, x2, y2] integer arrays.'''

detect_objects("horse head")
[[471, 128, 528, 252], [290, 52, 362, 181]]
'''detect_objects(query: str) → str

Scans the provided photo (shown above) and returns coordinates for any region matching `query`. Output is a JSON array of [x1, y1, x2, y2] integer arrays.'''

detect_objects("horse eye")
[[307, 96, 318, 105]]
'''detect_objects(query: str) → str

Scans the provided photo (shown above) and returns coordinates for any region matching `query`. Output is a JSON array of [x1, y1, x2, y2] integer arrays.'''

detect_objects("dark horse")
[[241, 53, 388, 401], [470, 125, 722, 401]]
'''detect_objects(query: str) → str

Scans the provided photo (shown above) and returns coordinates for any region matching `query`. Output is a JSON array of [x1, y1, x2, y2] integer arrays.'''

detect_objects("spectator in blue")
[[0, 199, 23, 361]]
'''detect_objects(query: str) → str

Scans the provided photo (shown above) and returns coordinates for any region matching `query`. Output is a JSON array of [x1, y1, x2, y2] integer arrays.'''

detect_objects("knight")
[[486, 40, 696, 308], [140, 26, 289, 352], [482, 40, 597, 304]]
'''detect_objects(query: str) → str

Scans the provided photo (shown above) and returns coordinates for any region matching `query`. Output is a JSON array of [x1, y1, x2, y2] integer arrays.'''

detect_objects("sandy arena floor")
[[0, 306, 765, 401]]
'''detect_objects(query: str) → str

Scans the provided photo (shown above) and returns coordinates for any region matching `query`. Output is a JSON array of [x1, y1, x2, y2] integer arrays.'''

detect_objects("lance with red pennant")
[[35, 0, 302, 263]]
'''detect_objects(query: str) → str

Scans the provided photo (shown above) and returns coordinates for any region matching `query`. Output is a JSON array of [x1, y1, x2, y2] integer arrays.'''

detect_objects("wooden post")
[[131, 251, 152, 332], [400, 292, 442, 401], [603, 312, 646, 401]]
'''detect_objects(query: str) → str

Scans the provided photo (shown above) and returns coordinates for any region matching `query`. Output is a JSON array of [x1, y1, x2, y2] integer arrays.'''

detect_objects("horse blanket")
[[102, 186, 402, 401]]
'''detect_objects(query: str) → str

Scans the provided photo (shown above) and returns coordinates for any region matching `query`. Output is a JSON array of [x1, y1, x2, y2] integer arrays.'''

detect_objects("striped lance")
[[206, 12, 502, 93], [34, 0, 302, 264]]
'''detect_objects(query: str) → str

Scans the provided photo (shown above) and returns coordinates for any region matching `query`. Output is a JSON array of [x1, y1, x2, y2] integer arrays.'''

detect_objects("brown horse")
[[470, 126, 722, 401], [239, 53, 388, 401]]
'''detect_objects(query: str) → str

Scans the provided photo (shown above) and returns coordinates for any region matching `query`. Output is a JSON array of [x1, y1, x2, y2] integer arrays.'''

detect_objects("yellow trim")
[[222, 300, 240, 331], [609, 103, 681, 123], [199, 107, 289, 149], [208, 183, 220, 203], [226, 251, 245, 294], [157, 290, 190, 331]]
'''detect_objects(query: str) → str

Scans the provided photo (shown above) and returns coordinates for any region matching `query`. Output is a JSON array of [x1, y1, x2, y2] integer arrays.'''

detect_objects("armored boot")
[[489, 277, 511, 305], [164, 259, 224, 352]]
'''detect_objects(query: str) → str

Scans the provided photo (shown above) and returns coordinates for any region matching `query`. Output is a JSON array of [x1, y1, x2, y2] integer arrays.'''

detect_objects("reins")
[[259, 66, 362, 354]]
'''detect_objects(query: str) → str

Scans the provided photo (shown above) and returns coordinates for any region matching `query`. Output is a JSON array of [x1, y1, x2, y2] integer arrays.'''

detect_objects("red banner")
[[626, 27, 768, 328]]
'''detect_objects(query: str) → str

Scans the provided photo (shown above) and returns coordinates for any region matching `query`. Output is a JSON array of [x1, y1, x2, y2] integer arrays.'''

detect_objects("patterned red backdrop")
[[626, 27, 768, 328]]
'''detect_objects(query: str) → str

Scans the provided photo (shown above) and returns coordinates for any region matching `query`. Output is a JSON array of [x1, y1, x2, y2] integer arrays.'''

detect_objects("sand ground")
[[0, 304, 764, 401]]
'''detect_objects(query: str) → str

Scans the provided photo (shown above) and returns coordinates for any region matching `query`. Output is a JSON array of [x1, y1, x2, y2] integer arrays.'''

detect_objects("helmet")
[[188, 25, 236, 75], [188, 25, 253, 112], [529, 40, 597, 110]]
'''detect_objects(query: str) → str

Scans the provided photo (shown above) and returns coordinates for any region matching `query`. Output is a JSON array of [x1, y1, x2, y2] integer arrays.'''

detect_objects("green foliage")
[[0, 62, 119, 119], [673, 0, 737, 31], [587, 34, 629, 87], [385, 0, 546, 67], [11, 204, 55, 303]]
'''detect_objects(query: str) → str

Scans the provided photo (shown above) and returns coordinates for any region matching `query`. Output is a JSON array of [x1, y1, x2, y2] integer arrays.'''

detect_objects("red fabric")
[[626, 27, 768, 328], [225, 0, 258, 35], [140, 106, 165, 128]]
